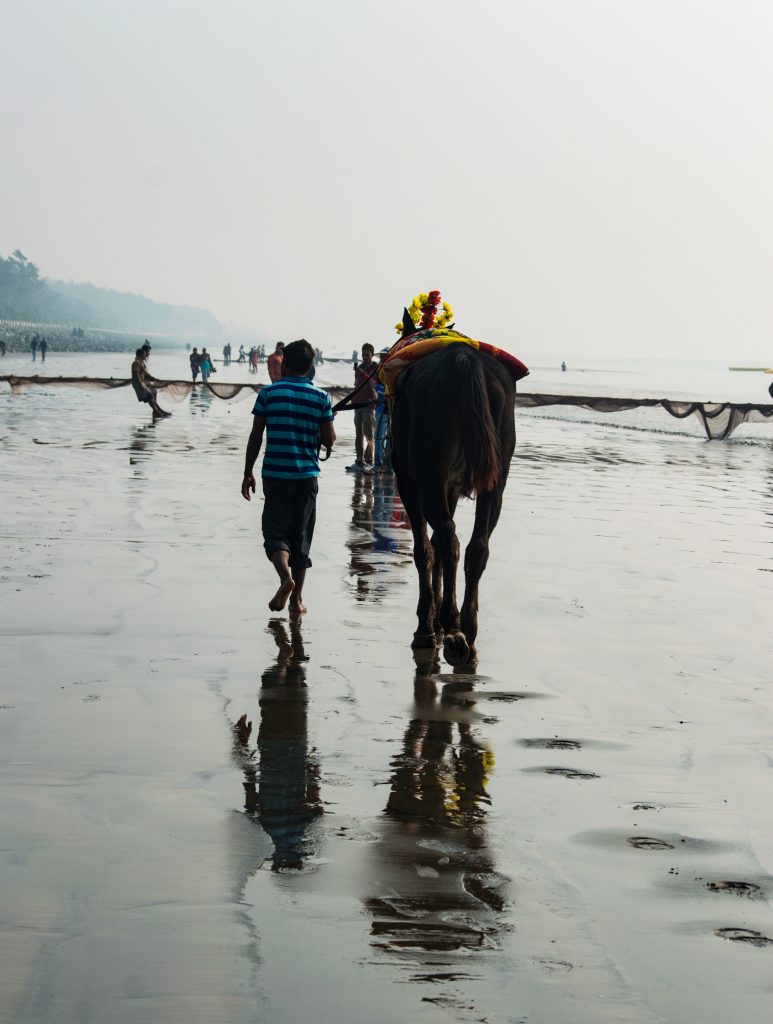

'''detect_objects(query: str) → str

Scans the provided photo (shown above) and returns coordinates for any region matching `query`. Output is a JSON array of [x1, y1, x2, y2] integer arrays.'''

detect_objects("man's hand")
[[241, 472, 256, 500]]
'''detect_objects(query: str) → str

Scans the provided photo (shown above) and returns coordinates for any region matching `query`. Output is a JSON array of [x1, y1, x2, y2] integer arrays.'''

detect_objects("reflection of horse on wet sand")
[[391, 343, 516, 666], [365, 653, 511, 1009]]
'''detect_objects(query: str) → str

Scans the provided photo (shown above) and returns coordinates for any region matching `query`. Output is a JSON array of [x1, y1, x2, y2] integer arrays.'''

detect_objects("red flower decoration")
[[420, 290, 442, 329]]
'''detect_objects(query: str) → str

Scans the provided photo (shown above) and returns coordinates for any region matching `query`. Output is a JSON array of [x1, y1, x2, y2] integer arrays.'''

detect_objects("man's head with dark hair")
[[135, 347, 145, 358], [282, 339, 314, 376], [274, 341, 284, 353], [360, 342, 375, 366]]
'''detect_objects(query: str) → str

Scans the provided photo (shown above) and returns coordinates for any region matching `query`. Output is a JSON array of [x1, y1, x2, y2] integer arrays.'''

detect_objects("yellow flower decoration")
[[394, 290, 455, 334]]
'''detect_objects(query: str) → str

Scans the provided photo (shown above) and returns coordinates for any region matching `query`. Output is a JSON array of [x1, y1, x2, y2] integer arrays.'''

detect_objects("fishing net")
[[0, 375, 350, 406], [515, 393, 773, 440], [2, 375, 772, 439]]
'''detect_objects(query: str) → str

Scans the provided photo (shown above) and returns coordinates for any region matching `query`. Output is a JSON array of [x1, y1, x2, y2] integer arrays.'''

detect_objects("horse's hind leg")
[[398, 475, 436, 648], [430, 492, 458, 637], [424, 493, 468, 666], [459, 486, 504, 663], [430, 531, 442, 636]]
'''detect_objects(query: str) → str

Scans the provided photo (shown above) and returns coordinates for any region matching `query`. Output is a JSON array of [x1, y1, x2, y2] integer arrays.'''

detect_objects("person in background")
[[267, 342, 285, 383], [250, 346, 259, 373], [239, 344, 246, 363], [190, 347, 201, 380], [31, 336, 38, 361], [561, 361, 567, 372], [374, 348, 391, 473], [241, 339, 335, 615], [347, 343, 377, 473], [199, 348, 215, 383], [131, 347, 170, 419], [39, 337, 48, 362], [223, 342, 231, 366], [0, 339, 6, 357]]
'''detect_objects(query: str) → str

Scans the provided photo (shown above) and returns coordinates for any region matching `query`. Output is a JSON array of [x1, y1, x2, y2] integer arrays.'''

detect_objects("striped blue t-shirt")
[[253, 376, 334, 479]]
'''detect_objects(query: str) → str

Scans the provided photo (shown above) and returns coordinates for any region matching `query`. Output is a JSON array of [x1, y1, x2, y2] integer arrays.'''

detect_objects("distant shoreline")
[[0, 322, 213, 354]]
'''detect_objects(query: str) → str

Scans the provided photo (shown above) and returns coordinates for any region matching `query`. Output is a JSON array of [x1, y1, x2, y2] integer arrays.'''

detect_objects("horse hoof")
[[412, 632, 437, 650], [443, 632, 470, 666]]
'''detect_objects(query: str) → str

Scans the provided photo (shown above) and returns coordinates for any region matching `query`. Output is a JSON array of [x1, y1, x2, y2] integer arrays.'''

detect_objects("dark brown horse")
[[390, 342, 516, 665]]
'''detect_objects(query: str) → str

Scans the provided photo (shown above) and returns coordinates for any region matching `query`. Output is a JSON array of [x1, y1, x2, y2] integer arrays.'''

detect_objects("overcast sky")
[[1, 0, 771, 359]]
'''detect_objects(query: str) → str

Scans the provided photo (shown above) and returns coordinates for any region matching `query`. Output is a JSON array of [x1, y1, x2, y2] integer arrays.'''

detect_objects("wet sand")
[[1, 386, 772, 1023]]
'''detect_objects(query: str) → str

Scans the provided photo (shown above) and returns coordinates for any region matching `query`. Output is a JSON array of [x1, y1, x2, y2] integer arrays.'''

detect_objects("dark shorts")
[[132, 379, 153, 404], [262, 476, 319, 569]]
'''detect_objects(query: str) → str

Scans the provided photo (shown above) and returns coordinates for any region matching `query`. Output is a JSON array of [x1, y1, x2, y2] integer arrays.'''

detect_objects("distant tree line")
[[0, 250, 91, 324], [0, 249, 222, 336]]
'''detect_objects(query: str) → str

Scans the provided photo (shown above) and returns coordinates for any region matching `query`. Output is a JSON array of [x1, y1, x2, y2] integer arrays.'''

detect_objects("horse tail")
[[456, 349, 501, 495]]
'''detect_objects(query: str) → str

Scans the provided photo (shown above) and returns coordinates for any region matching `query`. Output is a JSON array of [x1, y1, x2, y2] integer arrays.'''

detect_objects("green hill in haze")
[[48, 279, 222, 336], [0, 250, 92, 324], [0, 249, 222, 336]]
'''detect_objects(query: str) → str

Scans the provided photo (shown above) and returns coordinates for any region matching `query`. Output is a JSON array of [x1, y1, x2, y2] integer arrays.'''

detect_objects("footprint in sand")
[[707, 881, 762, 898], [714, 927, 773, 947], [522, 738, 582, 750], [626, 836, 674, 851], [536, 958, 574, 973], [543, 767, 599, 780]]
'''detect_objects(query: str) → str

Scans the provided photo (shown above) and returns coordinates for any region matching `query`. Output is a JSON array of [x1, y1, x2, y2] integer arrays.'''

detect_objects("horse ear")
[[402, 308, 416, 336]]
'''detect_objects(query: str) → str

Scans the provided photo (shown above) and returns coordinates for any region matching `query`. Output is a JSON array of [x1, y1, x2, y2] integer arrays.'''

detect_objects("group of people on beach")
[[189, 347, 216, 382], [30, 334, 48, 361]]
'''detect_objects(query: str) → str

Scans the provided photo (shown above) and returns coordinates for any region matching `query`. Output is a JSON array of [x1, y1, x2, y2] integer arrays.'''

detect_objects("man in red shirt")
[[267, 342, 285, 383], [347, 343, 377, 473]]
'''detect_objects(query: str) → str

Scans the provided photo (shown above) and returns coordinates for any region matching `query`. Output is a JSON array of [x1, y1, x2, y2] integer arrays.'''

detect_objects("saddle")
[[378, 328, 529, 395]]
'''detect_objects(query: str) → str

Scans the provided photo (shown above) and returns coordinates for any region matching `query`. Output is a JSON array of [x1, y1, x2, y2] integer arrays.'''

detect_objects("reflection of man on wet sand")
[[233, 619, 322, 870], [241, 339, 335, 614]]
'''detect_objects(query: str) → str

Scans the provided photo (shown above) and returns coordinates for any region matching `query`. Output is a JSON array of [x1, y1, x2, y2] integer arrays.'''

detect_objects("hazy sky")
[[2, 0, 771, 359]]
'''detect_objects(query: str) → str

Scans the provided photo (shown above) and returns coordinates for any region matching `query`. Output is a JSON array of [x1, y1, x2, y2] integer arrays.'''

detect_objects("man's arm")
[[241, 415, 266, 500], [320, 420, 336, 457]]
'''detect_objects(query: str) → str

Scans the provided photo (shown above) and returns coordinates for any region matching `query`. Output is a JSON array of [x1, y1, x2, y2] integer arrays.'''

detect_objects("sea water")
[[3, 348, 770, 444]]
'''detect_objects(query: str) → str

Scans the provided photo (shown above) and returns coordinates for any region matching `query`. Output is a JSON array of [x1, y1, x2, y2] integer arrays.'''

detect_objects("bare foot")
[[268, 578, 295, 611], [288, 600, 307, 616]]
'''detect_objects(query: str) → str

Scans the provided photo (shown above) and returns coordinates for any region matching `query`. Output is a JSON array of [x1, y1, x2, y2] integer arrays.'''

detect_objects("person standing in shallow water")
[[241, 339, 335, 615], [267, 342, 284, 383], [347, 343, 377, 473], [131, 347, 171, 419]]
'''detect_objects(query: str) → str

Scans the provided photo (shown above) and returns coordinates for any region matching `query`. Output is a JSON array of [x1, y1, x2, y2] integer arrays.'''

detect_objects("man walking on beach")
[[241, 339, 335, 614], [347, 343, 377, 473]]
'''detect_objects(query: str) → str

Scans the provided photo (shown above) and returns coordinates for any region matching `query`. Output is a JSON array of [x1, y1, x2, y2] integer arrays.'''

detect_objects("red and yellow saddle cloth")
[[378, 328, 529, 394]]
